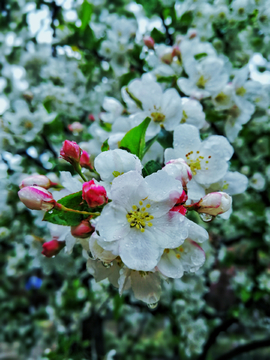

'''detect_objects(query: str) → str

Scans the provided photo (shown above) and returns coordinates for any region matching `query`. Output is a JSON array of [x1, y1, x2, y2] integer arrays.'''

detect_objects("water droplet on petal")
[[48, 210, 53, 214], [199, 213, 214, 222], [147, 302, 158, 310], [102, 261, 112, 268]]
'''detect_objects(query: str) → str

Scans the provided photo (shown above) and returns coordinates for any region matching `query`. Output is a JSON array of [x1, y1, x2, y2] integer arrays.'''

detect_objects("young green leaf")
[[120, 117, 151, 159], [101, 139, 110, 152], [43, 191, 90, 226]]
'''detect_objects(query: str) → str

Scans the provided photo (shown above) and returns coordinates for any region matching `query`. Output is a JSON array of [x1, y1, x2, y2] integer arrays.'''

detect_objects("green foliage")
[[101, 139, 110, 152], [157, 127, 173, 148], [142, 160, 162, 177], [79, 0, 93, 31], [150, 27, 166, 43], [120, 117, 151, 159], [43, 191, 90, 226]]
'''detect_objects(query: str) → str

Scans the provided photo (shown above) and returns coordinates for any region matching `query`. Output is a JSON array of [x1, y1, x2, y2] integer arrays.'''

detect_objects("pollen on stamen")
[[176, 254, 181, 259], [148, 222, 153, 227], [146, 204, 151, 208], [139, 201, 143, 206], [140, 228, 145, 233], [208, 156, 211, 159], [132, 205, 137, 210], [197, 151, 200, 154], [206, 161, 209, 164], [141, 207, 146, 212]]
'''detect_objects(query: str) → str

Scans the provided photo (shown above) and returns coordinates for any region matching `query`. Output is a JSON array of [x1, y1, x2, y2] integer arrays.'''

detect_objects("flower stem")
[[55, 203, 100, 217]]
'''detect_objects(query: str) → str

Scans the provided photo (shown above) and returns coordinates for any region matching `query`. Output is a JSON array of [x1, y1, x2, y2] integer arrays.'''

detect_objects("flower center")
[[236, 86, 246, 96], [180, 110, 188, 123], [151, 111, 165, 123], [185, 150, 211, 175], [196, 75, 209, 89], [126, 201, 154, 233]]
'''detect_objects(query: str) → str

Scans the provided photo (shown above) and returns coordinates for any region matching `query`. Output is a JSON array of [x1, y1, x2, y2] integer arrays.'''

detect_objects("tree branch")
[[214, 337, 270, 360]]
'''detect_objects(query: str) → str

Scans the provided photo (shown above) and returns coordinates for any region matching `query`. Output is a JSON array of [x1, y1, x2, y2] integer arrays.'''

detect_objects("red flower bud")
[[41, 239, 65, 257], [80, 150, 93, 170], [82, 180, 108, 208], [71, 219, 95, 238], [143, 36, 155, 49], [88, 114, 95, 122], [18, 186, 55, 210], [60, 140, 81, 165]]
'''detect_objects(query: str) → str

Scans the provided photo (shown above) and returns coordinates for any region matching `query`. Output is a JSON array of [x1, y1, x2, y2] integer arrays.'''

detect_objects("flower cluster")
[[18, 134, 240, 305]]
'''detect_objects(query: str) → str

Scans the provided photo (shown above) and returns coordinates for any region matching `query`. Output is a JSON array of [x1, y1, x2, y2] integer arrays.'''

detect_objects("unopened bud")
[[172, 45, 181, 58], [163, 158, 192, 186], [143, 36, 155, 49], [82, 180, 108, 208], [60, 140, 81, 165], [18, 186, 55, 210], [196, 192, 232, 216], [41, 239, 65, 257], [68, 122, 84, 133], [80, 150, 93, 170], [88, 114, 95, 122], [20, 175, 52, 189], [71, 219, 95, 238]]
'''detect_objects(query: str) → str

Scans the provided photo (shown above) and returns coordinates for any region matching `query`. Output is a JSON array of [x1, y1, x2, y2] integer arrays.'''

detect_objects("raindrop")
[[102, 261, 112, 268], [147, 302, 158, 310], [48, 210, 53, 214], [199, 213, 214, 222]]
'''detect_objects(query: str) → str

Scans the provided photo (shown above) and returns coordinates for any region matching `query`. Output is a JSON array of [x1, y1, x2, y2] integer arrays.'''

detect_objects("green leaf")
[[194, 52, 207, 61], [157, 127, 173, 149], [101, 139, 110, 152], [43, 191, 90, 226], [156, 75, 177, 84], [79, 0, 93, 31], [120, 117, 151, 160], [142, 160, 162, 177], [150, 27, 166, 43]]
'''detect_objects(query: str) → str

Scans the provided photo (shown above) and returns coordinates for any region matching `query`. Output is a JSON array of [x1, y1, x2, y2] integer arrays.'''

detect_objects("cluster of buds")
[[60, 140, 93, 171]]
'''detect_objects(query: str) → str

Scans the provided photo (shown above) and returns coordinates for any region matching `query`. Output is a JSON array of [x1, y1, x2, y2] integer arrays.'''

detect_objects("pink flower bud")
[[88, 114, 95, 122], [41, 239, 65, 257], [196, 192, 232, 216], [68, 122, 84, 133], [82, 180, 108, 208], [143, 36, 155, 49], [163, 158, 192, 186], [71, 219, 95, 238], [20, 175, 52, 189], [80, 150, 93, 170], [60, 140, 81, 165], [18, 186, 55, 210]]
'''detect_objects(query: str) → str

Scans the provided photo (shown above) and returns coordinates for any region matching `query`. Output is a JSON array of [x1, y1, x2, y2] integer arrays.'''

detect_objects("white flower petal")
[[131, 271, 161, 304]]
